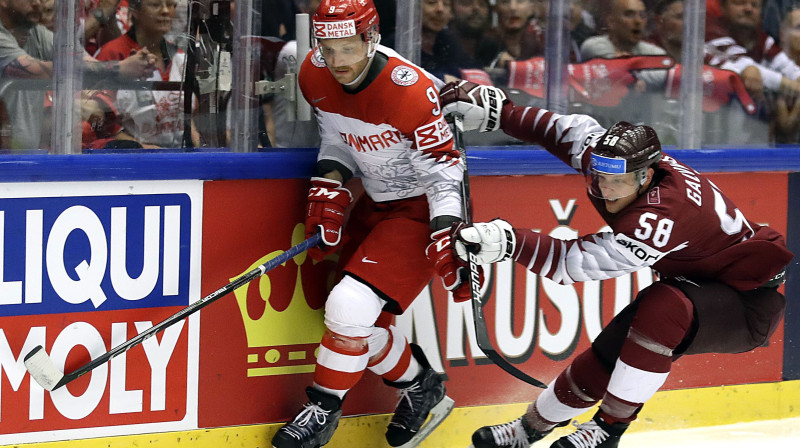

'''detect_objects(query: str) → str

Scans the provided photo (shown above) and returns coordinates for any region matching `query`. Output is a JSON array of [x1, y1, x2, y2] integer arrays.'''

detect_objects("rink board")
[[4, 380, 799, 448], [0, 150, 797, 446]]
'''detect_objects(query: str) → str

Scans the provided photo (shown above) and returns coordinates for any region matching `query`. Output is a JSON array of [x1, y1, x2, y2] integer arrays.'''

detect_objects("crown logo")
[[234, 223, 333, 377]]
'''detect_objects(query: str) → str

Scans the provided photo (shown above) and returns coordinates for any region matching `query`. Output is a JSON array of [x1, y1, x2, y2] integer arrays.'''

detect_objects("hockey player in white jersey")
[[270, 1, 471, 448]]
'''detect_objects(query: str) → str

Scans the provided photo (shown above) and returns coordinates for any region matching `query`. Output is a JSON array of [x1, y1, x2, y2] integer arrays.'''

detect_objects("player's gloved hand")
[[454, 218, 516, 265], [305, 177, 353, 260], [439, 80, 508, 133], [426, 226, 478, 302]]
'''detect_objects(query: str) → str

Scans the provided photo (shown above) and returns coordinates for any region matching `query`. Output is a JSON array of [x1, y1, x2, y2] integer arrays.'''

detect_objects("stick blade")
[[24, 345, 64, 391]]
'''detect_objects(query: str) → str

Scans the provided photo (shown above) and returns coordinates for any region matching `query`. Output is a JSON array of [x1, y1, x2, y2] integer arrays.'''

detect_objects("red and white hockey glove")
[[439, 80, 508, 133], [305, 177, 353, 260], [426, 226, 481, 302]]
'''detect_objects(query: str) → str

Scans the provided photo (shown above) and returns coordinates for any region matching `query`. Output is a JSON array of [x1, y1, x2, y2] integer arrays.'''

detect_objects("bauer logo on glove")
[[439, 80, 508, 133], [454, 218, 516, 265]]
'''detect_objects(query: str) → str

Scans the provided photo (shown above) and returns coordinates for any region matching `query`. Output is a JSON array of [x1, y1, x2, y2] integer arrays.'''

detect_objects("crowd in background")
[[3, 0, 800, 151]]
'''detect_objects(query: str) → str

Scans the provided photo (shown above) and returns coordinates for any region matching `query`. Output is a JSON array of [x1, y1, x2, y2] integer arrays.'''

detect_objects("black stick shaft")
[[452, 114, 547, 389], [55, 233, 322, 389]]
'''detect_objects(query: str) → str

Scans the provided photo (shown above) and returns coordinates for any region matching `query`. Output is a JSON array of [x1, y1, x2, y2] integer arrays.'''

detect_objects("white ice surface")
[[617, 417, 800, 448]]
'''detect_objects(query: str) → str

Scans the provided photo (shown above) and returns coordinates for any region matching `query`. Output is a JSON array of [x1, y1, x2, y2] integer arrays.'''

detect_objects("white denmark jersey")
[[299, 45, 463, 221]]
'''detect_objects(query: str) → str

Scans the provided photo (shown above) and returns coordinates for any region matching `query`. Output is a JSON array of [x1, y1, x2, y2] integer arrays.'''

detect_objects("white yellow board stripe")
[[6, 380, 800, 448]]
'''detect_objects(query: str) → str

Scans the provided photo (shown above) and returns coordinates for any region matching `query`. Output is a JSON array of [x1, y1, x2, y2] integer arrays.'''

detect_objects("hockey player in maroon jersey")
[[438, 80, 793, 448], [271, 1, 469, 448]]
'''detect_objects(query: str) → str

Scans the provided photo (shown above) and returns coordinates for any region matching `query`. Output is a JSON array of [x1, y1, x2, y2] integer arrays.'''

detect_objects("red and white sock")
[[367, 325, 421, 383], [313, 330, 369, 399]]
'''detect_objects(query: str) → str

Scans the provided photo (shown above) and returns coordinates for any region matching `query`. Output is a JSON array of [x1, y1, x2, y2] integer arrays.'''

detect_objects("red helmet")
[[312, 0, 380, 40]]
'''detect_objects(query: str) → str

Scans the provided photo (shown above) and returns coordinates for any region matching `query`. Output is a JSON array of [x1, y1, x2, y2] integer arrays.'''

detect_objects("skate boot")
[[471, 416, 552, 448], [550, 412, 629, 448], [271, 387, 343, 448], [384, 344, 455, 448]]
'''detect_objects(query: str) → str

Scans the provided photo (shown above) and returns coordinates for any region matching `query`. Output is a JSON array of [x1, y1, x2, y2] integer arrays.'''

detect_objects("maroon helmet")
[[592, 122, 662, 175], [587, 122, 662, 201]]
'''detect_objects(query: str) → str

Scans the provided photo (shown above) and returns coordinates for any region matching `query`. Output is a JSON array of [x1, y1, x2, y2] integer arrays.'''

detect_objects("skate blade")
[[394, 395, 455, 448]]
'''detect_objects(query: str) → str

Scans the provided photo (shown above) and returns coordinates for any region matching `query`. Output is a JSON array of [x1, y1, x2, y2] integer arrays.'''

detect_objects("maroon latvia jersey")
[[499, 105, 792, 291]]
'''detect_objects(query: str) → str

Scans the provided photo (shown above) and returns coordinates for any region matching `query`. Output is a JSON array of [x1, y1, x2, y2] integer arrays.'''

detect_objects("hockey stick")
[[450, 113, 547, 389], [24, 233, 322, 391]]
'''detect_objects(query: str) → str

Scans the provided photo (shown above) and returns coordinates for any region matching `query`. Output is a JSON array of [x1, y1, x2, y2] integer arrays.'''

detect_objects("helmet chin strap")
[[342, 56, 373, 86]]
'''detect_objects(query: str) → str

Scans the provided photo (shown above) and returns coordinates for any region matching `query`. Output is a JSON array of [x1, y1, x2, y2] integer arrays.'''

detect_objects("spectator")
[[262, 0, 322, 148], [489, 0, 538, 68], [261, 0, 299, 41], [450, 0, 502, 68], [96, 0, 190, 148], [781, 7, 800, 64], [420, 0, 471, 80], [84, 0, 124, 55], [581, 0, 666, 59], [705, 0, 800, 101], [35, 0, 127, 150], [165, 0, 189, 46], [41, 0, 55, 31], [0, 0, 156, 150], [570, 0, 598, 49], [771, 7, 800, 143], [519, 0, 594, 62], [117, 0, 134, 33], [649, 0, 683, 61]]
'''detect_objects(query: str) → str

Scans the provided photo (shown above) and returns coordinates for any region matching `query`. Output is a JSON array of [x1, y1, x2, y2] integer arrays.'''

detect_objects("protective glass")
[[315, 37, 370, 68], [586, 171, 641, 201]]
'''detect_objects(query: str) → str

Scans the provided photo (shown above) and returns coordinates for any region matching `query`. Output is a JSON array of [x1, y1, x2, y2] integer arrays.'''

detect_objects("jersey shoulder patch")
[[391, 65, 419, 86]]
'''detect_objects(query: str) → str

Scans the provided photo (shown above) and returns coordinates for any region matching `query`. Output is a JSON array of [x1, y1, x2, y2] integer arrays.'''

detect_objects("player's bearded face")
[[317, 36, 371, 84]]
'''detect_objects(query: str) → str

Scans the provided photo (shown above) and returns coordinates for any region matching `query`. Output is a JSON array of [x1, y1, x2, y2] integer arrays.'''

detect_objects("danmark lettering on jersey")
[[414, 116, 453, 150], [340, 129, 403, 152], [615, 233, 666, 265]]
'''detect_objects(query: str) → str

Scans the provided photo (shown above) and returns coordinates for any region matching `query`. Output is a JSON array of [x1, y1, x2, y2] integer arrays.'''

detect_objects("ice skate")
[[271, 387, 343, 448], [384, 344, 454, 448], [550, 412, 628, 448], [470, 416, 551, 448]]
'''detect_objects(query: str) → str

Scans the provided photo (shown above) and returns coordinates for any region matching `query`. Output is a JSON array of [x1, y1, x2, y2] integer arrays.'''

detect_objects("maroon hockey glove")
[[305, 177, 352, 261], [426, 227, 481, 302]]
